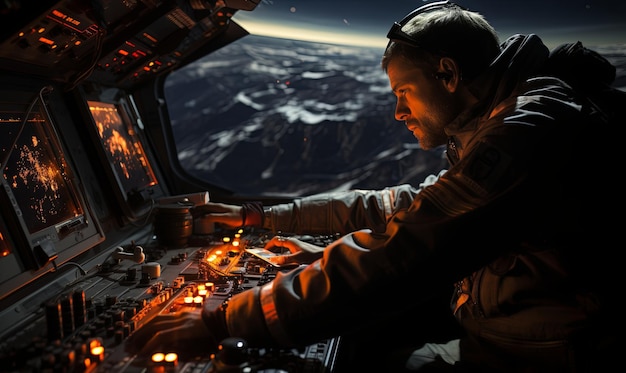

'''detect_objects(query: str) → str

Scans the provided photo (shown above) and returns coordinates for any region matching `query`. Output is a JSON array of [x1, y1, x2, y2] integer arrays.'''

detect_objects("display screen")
[[1, 101, 83, 234], [0, 86, 104, 296], [87, 100, 157, 199]]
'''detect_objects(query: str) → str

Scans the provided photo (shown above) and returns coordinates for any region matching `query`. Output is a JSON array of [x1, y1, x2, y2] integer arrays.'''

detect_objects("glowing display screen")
[[87, 101, 157, 196], [1, 106, 82, 234]]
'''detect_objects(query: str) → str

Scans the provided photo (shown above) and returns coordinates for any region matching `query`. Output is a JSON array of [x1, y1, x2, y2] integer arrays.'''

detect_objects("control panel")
[[0, 229, 341, 372]]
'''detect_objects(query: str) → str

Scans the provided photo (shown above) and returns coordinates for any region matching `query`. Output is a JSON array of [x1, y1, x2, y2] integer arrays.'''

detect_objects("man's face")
[[386, 57, 458, 150]]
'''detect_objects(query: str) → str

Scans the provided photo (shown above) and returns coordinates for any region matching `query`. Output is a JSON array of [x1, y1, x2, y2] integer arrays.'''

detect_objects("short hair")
[[382, 5, 500, 81]]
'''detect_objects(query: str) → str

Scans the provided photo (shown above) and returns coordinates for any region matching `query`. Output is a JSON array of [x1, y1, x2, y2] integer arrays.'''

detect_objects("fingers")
[[264, 236, 300, 254], [140, 325, 214, 356], [260, 237, 325, 266], [287, 250, 323, 264], [191, 203, 242, 227], [126, 312, 213, 356], [126, 317, 176, 354]]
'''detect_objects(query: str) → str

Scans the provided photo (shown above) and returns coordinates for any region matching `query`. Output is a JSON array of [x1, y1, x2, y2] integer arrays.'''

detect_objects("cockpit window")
[[164, 1, 625, 197], [164, 35, 446, 196]]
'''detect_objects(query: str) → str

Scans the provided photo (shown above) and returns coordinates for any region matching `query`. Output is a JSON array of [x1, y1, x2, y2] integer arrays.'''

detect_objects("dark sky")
[[232, 0, 626, 48]]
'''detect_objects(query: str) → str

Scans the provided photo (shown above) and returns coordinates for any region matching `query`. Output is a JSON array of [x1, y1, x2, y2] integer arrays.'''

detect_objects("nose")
[[394, 99, 409, 122]]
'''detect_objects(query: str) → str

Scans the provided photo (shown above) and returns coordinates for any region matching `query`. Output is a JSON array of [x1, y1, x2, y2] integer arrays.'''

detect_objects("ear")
[[436, 57, 461, 91]]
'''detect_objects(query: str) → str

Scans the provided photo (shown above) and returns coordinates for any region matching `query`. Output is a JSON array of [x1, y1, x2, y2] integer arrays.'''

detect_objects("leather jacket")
[[210, 34, 620, 370]]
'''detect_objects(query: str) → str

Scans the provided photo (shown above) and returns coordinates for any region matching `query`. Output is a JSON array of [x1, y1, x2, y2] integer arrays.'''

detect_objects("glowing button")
[[151, 352, 165, 363], [165, 353, 178, 363]]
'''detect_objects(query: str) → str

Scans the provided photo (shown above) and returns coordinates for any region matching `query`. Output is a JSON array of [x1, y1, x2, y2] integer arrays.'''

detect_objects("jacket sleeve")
[[226, 138, 525, 347], [226, 164, 520, 347], [263, 171, 446, 235]]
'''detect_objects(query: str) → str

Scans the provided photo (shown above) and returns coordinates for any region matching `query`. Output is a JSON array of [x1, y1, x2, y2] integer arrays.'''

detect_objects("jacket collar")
[[444, 34, 550, 165]]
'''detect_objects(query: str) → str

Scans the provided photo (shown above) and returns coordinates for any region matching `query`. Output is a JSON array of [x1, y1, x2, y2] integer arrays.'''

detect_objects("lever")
[[111, 245, 146, 264]]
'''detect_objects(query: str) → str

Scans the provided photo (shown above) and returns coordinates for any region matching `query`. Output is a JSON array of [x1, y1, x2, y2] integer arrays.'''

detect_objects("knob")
[[216, 337, 248, 368]]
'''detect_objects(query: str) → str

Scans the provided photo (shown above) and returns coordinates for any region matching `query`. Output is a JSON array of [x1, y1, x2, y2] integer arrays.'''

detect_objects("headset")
[[386, 1, 465, 49], [386, 1, 500, 81]]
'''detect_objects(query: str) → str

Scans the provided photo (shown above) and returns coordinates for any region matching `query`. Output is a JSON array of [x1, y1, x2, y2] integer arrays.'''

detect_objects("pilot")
[[126, 1, 620, 371]]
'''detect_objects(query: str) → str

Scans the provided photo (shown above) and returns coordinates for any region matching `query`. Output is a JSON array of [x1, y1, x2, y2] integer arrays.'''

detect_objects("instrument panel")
[[0, 228, 340, 372], [0, 0, 252, 89]]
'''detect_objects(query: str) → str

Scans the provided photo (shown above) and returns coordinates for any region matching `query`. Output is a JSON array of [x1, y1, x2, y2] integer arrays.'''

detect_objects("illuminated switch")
[[150, 352, 178, 372], [205, 282, 215, 292], [88, 338, 105, 363]]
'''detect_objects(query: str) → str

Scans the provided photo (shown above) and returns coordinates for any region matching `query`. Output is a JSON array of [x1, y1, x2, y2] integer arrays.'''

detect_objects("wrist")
[[201, 300, 230, 345], [263, 207, 272, 229], [241, 202, 263, 226]]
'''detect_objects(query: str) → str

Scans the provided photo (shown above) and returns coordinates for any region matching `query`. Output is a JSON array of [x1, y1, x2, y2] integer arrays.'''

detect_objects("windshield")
[[165, 0, 625, 197]]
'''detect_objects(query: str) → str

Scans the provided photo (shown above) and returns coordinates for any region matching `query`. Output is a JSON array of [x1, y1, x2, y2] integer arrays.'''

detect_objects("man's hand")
[[192, 202, 243, 228], [264, 236, 326, 265], [125, 311, 218, 358]]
